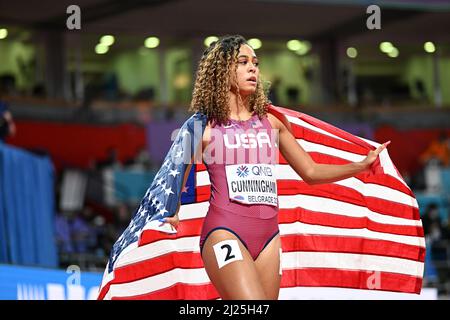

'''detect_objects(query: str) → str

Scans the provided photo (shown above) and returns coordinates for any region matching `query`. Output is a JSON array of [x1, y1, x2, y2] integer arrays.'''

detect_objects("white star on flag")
[[164, 187, 174, 196], [169, 169, 180, 177], [175, 150, 183, 158], [156, 178, 164, 186]]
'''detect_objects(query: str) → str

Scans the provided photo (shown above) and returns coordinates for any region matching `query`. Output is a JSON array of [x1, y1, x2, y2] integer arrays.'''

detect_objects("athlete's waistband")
[[207, 202, 278, 220]]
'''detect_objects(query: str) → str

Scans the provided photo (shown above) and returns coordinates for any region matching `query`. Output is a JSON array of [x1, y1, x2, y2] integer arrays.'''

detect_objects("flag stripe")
[[285, 115, 348, 143], [281, 269, 422, 294], [112, 283, 219, 300], [289, 122, 368, 155], [280, 222, 425, 247], [282, 251, 424, 276], [280, 208, 423, 237], [105, 268, 210, 299], [281, 234, 425, 262]]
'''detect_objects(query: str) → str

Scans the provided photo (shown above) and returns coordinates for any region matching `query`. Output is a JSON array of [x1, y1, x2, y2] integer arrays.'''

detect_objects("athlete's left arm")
[[267, 113, 390, 185]]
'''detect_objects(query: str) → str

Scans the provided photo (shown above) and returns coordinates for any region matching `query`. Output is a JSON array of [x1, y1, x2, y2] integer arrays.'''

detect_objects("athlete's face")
[[232, 44, 259, 97]]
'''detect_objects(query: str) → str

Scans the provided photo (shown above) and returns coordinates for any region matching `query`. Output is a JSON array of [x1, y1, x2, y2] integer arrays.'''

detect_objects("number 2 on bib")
[[213, 239, 243, 268]]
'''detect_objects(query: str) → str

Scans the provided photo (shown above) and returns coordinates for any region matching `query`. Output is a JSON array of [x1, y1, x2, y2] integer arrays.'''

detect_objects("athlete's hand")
[[362, 141, 391, 168], [160, 213, 180, 231]]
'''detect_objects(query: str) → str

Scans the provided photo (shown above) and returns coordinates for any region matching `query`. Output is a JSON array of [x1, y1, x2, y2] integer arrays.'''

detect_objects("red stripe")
[[281, 269, 422, 294], [97, 283, 110, 300], [196, 163, 207, 171], [113, 252, 204, 283], [279, 207, 423, 237], [277, 180, 420, 221], [281, 234, 425, 262], [290, 122, 368, 155], [112, 283, 220, 300], [196, 185, 211, 202]]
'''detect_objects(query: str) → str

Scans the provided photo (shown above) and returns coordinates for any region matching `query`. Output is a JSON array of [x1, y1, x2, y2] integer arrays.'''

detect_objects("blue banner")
[[0, 265, 102, 300], [0, 142, 58, 268]]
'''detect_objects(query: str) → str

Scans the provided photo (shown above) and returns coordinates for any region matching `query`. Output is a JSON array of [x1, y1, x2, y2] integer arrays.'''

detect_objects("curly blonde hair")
[[189, 35, 270, 125]]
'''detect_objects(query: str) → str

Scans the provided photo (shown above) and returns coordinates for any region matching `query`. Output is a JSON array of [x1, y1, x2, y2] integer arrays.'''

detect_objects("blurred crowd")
[[417, 131, 450, 294], [53, 146, 155, 271], [422, 203, 450, 294], [0, 99, 16, 141], [54, 203, 132, 270]]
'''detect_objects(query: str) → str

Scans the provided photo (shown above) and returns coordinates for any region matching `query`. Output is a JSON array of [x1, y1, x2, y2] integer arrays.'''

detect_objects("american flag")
[[98, 105, 425, 299]]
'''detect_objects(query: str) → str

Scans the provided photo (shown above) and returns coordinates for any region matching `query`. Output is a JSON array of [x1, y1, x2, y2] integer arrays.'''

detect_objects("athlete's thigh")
[[201, 229, 267, 300], [254, 234, 282, 300]]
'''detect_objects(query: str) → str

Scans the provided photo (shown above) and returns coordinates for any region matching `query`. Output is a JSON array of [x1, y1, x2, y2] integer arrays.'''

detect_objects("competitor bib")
[[225, 164, 278, 206]]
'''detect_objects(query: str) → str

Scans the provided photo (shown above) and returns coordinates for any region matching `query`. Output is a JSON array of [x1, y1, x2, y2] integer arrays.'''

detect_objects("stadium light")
[[248, 38, 262, 50], [95, 43, 109, 55], [144, 36, 160, 49], [204, 36, 218, 47], [287, 40, 302, 51], [100, 35, 115, 46], [296, 41, 311, 55], [0, 28, 8, 40], [346, 47, 358, 58], [424, 41, 436, 53], [380, 41, 394, 53], [387, 47, 399, 58]]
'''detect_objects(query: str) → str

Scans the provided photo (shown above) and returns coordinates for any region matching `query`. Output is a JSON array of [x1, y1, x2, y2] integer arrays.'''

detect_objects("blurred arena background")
[[0, 0, 449, 300]]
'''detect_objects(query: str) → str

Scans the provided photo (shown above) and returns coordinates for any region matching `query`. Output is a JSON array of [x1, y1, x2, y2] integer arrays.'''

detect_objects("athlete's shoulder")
[[266, 112, 283, 130], [267, 104, 294, 133]]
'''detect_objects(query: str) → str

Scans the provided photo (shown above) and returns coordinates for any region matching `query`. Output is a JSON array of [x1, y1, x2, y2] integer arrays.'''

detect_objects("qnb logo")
[[224, 132, 272, 149], [236, 165, 249, 177]]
